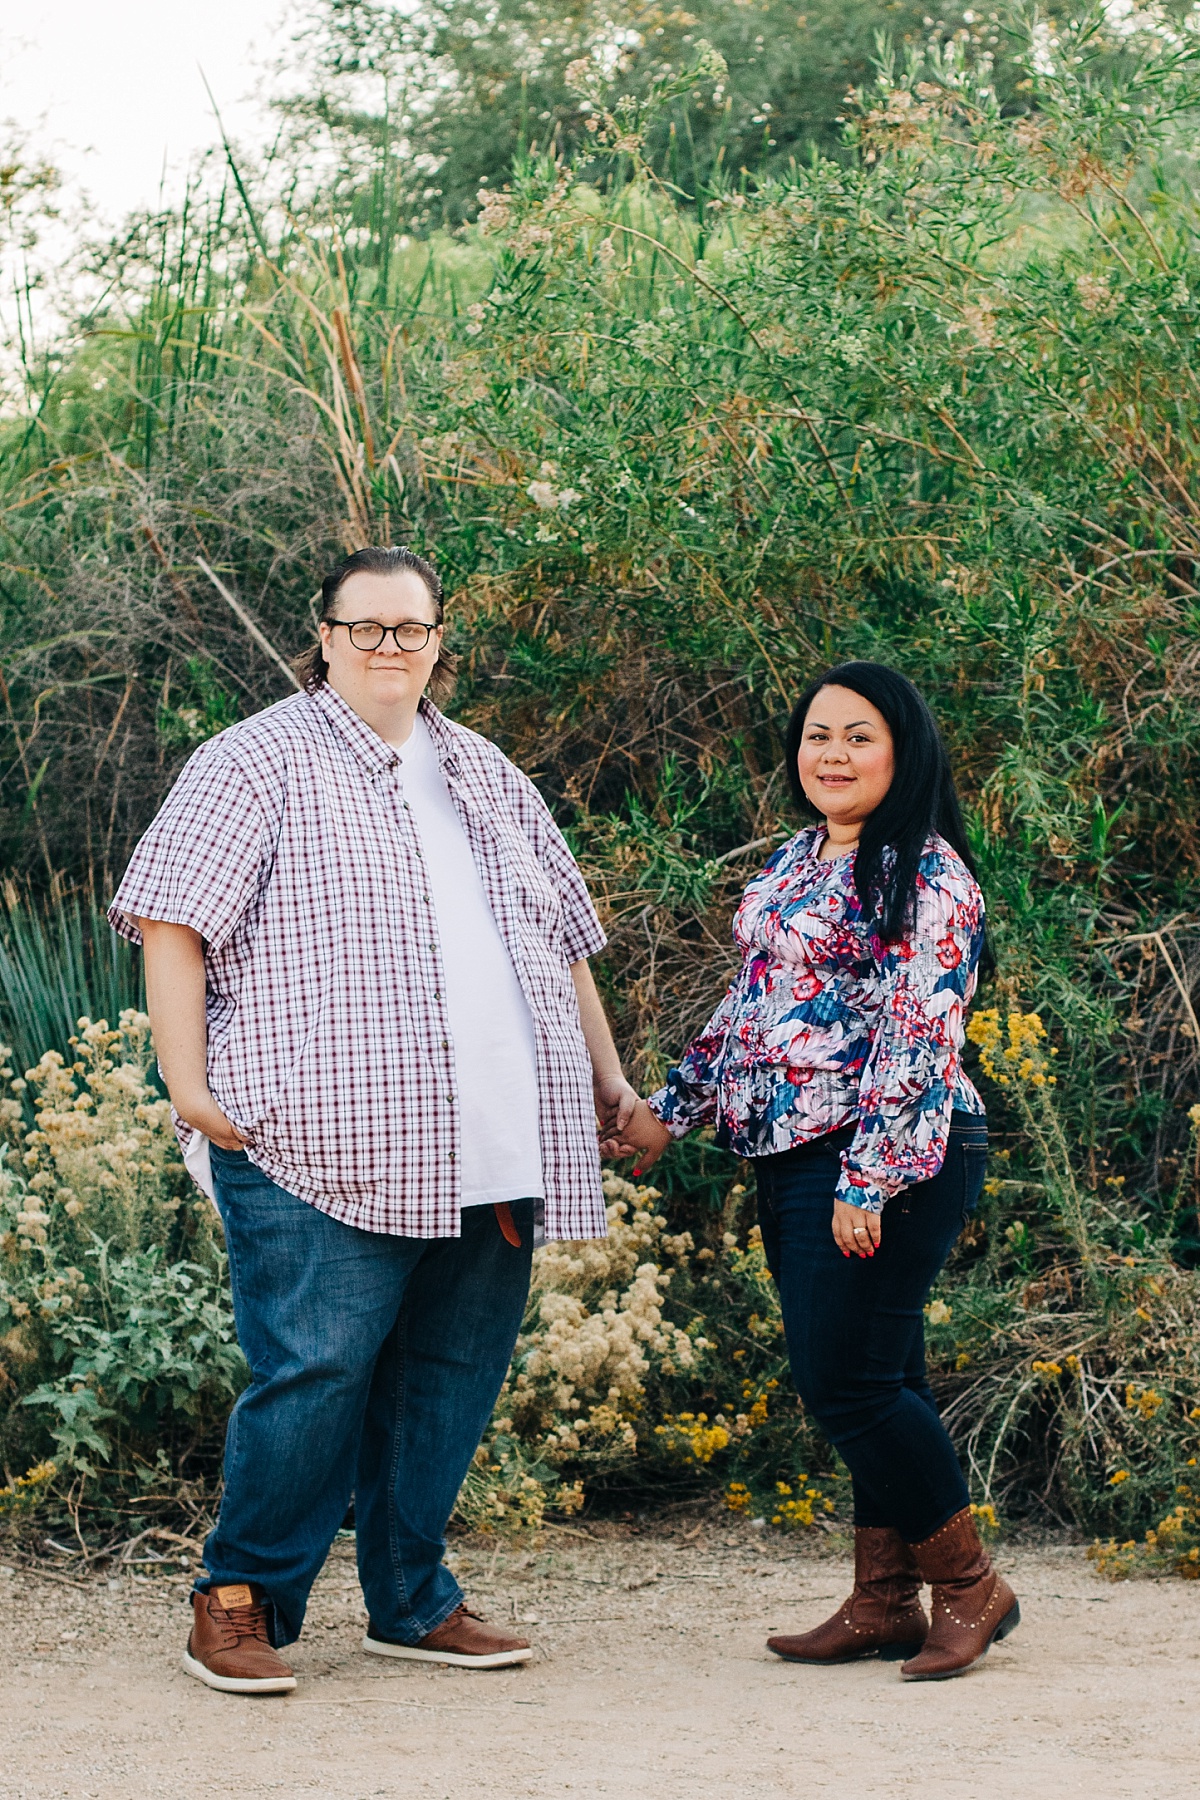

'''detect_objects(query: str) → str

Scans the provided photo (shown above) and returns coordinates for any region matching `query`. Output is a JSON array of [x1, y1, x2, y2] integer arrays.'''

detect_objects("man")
[[110, 545, 633, 1693]]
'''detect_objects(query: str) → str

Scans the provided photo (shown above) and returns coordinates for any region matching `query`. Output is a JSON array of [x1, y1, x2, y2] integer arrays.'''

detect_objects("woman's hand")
[[599, 1098, 673, 1174], [832, 1198, 881, 1258], [174, 1088, 247, 1152]]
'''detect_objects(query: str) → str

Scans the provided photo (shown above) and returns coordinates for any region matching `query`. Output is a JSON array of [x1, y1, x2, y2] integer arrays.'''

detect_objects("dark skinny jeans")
[[755, 1113, 987, 1544]]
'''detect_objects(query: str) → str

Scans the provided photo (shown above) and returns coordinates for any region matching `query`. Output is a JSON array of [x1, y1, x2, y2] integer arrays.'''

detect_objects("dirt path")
[[2, 1524, 1197, 1799]]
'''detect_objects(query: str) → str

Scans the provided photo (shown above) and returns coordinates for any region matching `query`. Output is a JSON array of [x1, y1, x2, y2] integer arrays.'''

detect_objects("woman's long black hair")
[[784, 661, 987, 956]]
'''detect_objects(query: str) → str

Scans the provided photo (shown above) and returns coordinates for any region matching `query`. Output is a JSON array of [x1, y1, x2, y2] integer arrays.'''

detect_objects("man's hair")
[[295, 546, 457, 702]]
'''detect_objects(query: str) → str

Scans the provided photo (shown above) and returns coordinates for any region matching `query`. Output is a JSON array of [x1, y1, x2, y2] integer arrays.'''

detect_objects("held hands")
[[174, 1088, 247, 1152], [598, 1097, 673, 1175], [832, 1197, 882, 1258], [593, 1073, 640, 1143]]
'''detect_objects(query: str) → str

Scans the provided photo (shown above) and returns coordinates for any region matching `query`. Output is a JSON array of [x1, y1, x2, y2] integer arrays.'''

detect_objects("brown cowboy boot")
[[767, 1527, 929, 1664], [183, 1583, 297, 1694], [900, 1508, 1020, 1681]]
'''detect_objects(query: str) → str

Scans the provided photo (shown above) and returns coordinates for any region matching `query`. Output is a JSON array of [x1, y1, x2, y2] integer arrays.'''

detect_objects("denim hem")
[[367, 1579, 467, 1648]]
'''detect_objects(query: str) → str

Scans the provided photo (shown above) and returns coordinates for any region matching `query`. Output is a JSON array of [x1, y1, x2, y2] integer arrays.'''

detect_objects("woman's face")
[[797, 685, 895, 829], [319, 569, 442, 714]]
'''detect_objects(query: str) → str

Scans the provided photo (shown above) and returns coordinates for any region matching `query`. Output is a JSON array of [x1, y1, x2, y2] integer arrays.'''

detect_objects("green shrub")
[[0, 1016, 242, 1521]]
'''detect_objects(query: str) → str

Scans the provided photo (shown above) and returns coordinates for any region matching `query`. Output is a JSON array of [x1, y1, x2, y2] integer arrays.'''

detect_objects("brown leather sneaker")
[[767, 1526, 929, 1664], [183, 1583, 297, 1694], [363, 1603, 532, 1669]]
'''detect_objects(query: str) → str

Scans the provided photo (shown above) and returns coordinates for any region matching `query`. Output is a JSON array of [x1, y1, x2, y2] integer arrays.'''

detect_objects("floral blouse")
[[647, 828, 986, 1212]]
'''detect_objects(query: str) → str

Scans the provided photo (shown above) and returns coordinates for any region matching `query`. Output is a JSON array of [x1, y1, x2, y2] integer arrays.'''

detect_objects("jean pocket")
[[961, 1140, 988, 1219], [208, 1143, 250, 1167]]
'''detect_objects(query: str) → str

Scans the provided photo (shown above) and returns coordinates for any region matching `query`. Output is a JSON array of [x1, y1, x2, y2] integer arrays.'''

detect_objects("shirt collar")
[[416, 696, 463, 778], [307, 682, 463, 779]]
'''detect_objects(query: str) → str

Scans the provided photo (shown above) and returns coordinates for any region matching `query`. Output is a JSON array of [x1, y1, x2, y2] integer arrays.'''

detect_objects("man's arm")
[[570, 959, 637, 1139], [138, 918, 245, 1149]]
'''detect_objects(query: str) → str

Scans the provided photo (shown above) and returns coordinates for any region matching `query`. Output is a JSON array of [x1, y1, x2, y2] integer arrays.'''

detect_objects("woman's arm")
[[138, 919, 245, 1150], [598, 973, 742, 1171], [837, 858, 984, 1227]]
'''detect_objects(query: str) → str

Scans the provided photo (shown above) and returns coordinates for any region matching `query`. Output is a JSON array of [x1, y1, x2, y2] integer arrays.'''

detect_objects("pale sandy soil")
[[1, 1524, 1198, 1800]]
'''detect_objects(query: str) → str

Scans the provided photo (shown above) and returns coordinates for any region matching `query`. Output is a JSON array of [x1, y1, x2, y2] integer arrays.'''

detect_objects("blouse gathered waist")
[[647, 827, 986, 1214]]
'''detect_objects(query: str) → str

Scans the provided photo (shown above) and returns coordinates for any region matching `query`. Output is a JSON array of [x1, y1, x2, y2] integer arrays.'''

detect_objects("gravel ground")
[[2, 1524, 1198, 1799]]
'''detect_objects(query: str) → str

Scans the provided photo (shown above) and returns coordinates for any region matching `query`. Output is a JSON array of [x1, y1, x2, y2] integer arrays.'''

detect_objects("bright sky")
[[3, 1, 292, 227]]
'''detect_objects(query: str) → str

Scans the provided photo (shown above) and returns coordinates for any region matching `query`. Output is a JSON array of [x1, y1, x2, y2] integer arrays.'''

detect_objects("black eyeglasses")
[[328, 619, 439, 652]]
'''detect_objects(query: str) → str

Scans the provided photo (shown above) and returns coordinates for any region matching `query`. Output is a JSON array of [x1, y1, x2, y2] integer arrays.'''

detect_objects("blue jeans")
[[755, 1113, 987, 1544], [202, 1147, 533, 1647]]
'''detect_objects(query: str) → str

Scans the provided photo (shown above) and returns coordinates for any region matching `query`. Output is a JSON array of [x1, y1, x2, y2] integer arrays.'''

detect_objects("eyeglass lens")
[[346, 621, 434, 651]]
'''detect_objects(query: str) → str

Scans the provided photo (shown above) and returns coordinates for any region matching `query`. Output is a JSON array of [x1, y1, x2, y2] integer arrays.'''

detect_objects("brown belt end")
[[493, 1201, 522, 1247]]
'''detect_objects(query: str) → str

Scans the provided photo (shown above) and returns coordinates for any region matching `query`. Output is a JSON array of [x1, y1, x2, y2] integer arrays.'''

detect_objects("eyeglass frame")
[[325, 618, 441, 653]]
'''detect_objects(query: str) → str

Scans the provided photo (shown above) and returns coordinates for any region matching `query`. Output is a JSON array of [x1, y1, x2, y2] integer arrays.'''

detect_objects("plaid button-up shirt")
[[109, 685, 608, 1240]]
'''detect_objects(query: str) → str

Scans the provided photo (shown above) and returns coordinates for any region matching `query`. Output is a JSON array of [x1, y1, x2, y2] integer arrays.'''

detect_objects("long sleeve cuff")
[[835, 1165, 893, 1215], [646, 1089, 701, 1139]]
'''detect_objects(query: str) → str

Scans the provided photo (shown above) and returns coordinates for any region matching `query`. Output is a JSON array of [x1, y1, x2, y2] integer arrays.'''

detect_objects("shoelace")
[[213, 1598, 271, 1644]]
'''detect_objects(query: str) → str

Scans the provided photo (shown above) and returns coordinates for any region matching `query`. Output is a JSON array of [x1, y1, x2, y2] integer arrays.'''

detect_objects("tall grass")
[[0, 884, 144, 1072]]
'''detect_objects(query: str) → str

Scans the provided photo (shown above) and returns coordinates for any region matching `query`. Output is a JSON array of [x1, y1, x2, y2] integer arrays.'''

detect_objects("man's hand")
[[832, 1198, 882, 1258], [594, 1072, 639, 1141], [600, 1098, 673, 1174], [173, 1088, 247, 1151]]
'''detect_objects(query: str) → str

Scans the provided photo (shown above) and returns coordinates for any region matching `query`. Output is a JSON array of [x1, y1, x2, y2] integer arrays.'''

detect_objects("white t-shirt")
[[398, 714, 545, 1208]]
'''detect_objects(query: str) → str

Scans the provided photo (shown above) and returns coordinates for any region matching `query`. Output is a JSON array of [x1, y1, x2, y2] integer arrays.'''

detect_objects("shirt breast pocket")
[[494, 828, 563, 940]]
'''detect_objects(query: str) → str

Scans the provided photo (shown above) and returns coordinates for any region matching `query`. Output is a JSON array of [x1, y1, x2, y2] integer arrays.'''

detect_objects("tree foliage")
[[284, 0, 939, 226]]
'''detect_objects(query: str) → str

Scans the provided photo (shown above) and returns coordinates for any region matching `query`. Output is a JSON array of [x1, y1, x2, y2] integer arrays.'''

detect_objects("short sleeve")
[[108, 742, 270, 951], [509, 767, 607, 964]]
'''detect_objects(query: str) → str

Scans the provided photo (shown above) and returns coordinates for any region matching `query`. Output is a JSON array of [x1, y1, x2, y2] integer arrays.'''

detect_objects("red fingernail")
[[632, 1167, 643, 1177]]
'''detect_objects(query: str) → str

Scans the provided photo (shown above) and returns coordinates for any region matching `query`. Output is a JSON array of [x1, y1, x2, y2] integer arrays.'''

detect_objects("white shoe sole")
[[361, 1633, 532, 1669], [182, 1648, 297, 1693]]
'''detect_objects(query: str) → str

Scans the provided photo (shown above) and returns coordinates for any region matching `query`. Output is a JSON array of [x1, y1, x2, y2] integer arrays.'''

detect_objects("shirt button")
[[422, 891, 430, 903], [441, 1039, 450, 1049], [448, 1151, 457, 1161], [433, 990, 442, 1000]]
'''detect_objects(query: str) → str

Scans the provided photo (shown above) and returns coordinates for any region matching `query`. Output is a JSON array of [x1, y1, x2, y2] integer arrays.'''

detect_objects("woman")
[[609, 662, 1018, 1681], [110, 545, 637, 1695]]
